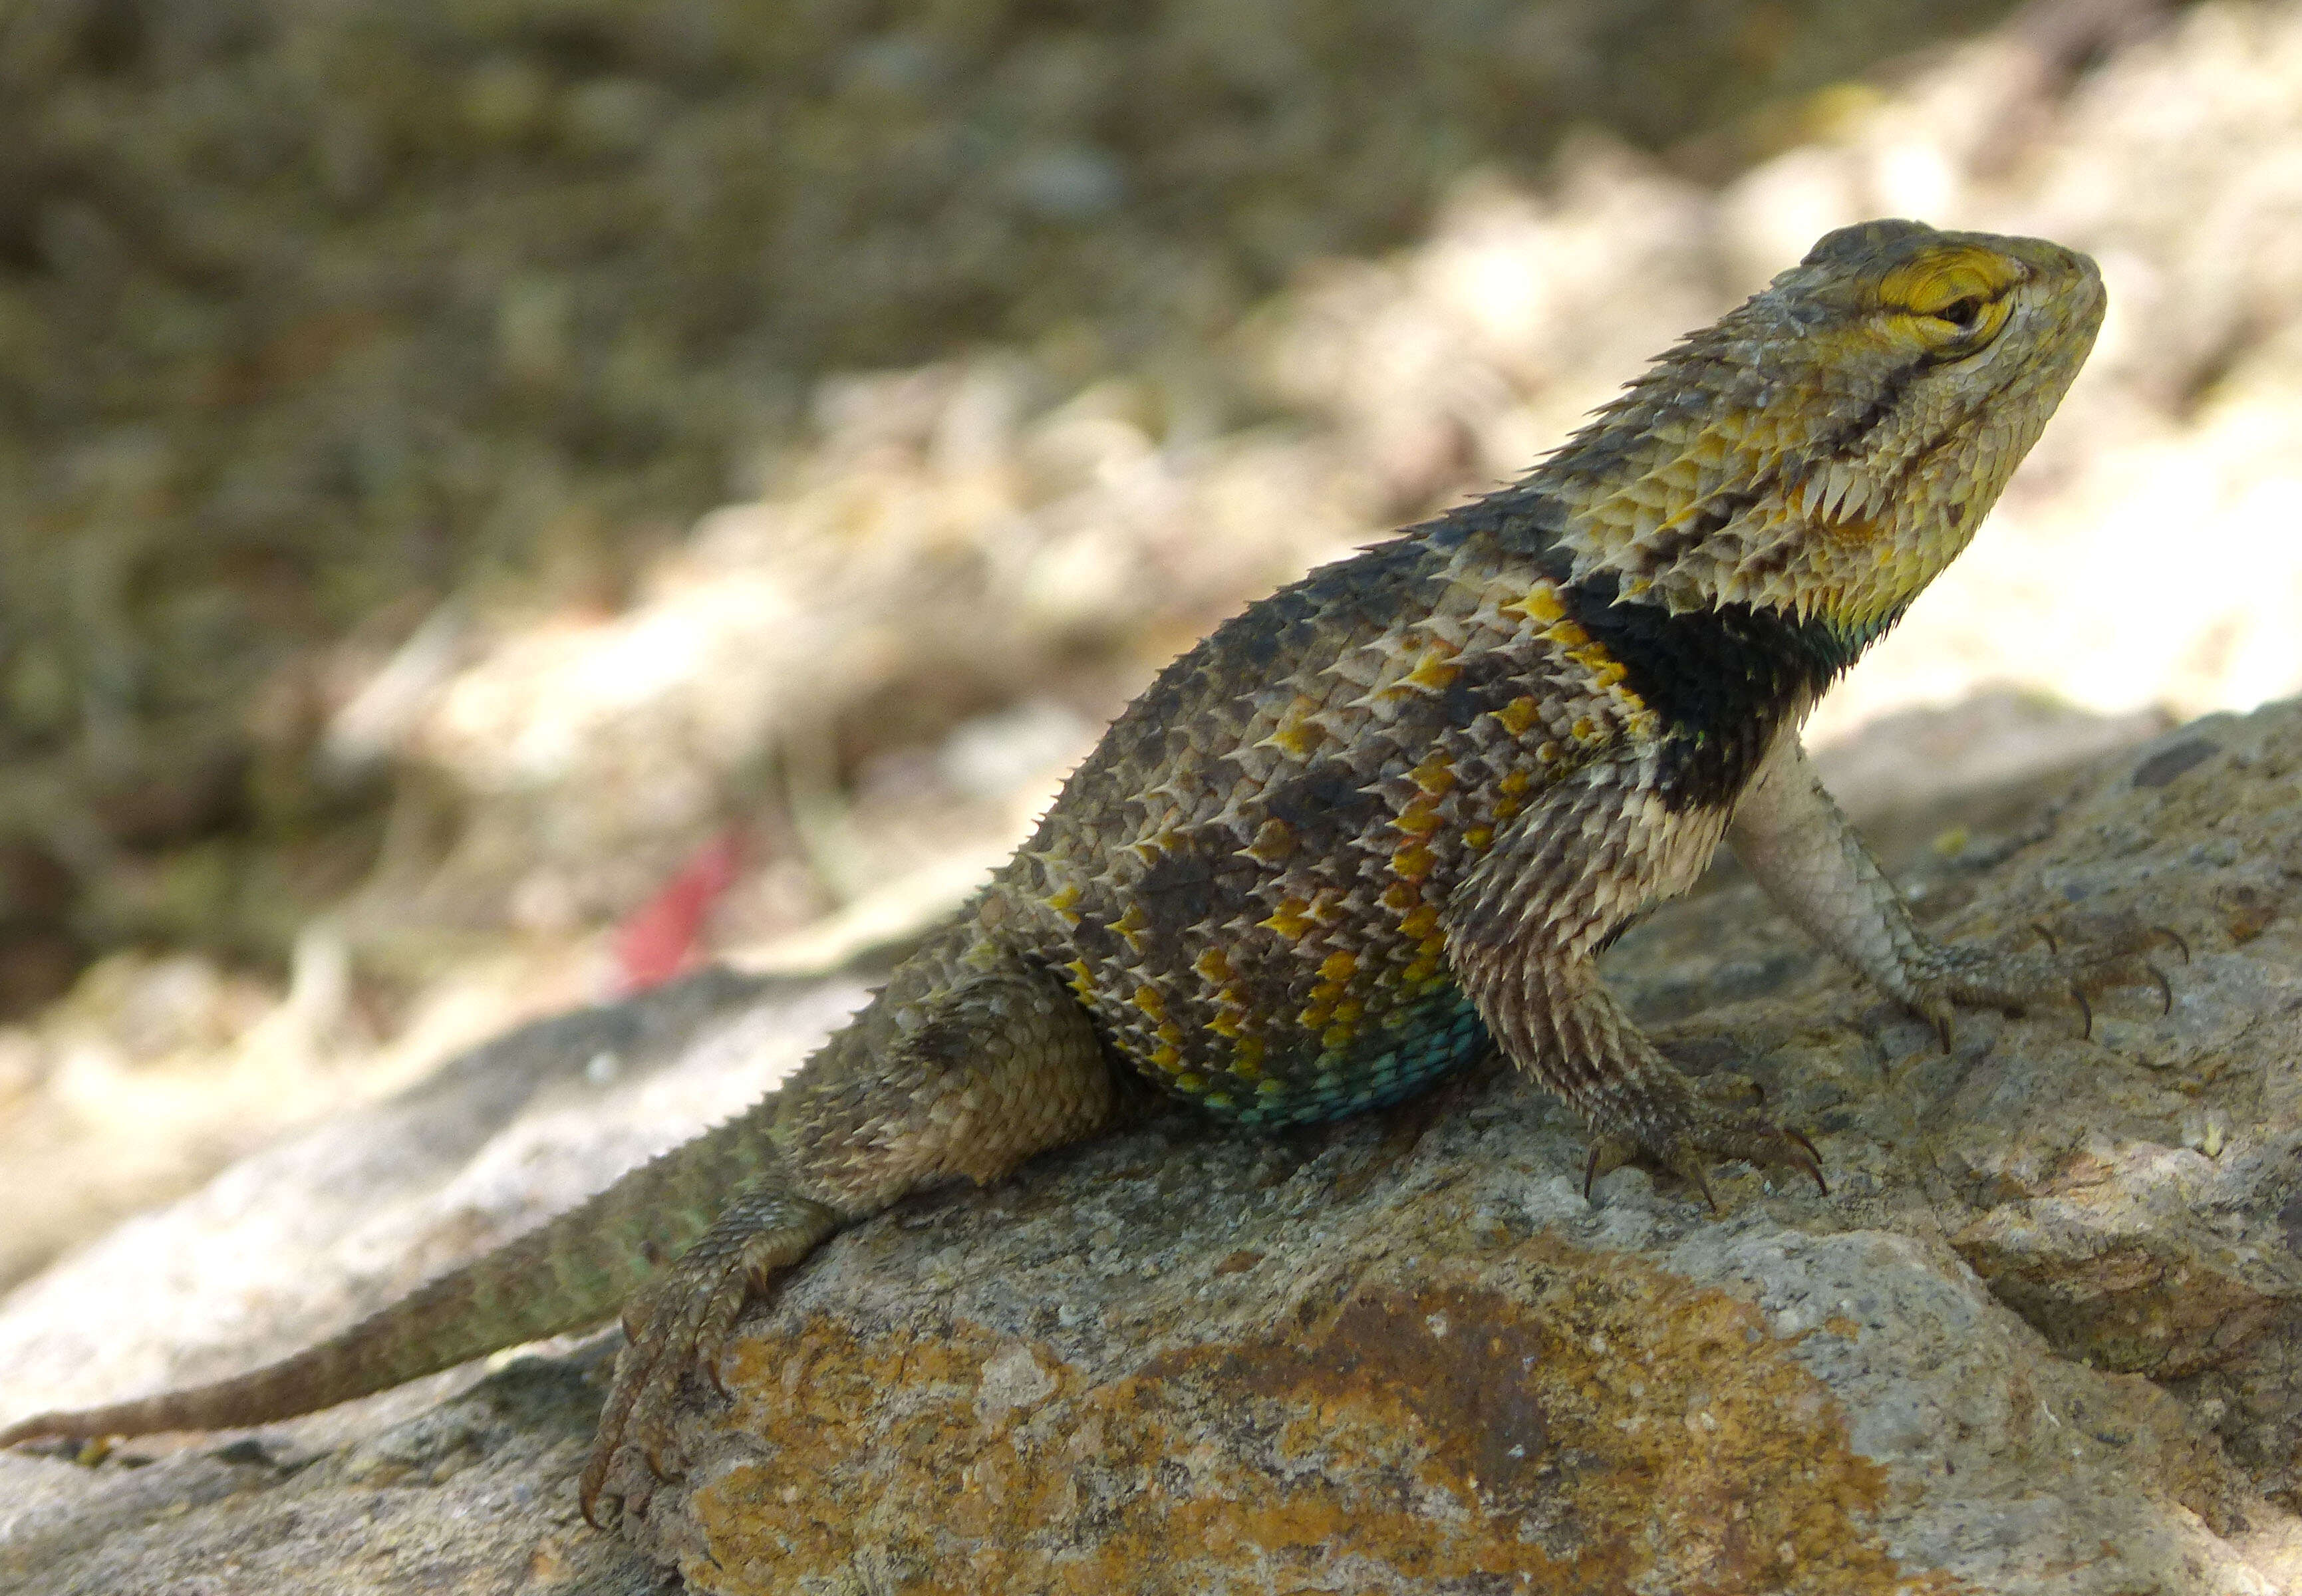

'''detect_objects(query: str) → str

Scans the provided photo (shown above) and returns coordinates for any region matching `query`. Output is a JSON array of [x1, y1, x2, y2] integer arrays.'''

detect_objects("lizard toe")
[[1901, 913, 2190, 1043], [579, 1275, 700, 1526], [1690, 1071, 1767, 1110], [1588, 1079, 1827, 1210], [1671, 1111, 1827, 1207], [577, 1240, 771, 1528]]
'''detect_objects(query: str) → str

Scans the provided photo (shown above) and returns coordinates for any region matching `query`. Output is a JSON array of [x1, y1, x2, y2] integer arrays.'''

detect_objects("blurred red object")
[[611, 829, 744, 994]]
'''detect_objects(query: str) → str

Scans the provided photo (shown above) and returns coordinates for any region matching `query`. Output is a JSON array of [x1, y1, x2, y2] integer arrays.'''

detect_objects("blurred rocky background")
[[1, 0, 2297, 1297]]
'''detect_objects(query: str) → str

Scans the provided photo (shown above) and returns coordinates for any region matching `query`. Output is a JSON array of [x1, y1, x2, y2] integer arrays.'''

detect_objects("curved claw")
[[641, 1438, 682, 1486], [1934, 1011, 1955, 1054], [1782, 1127, 1829, 1197], [2030, 921, 2061, 956], [2145, 960, 2174, 1016], [2069, 981, 2094, 1041], [579, 1409, 636, 1528], [1675, 1155, 1721, 1216], [579, 1398, 680, 1530], [1584, 1077, 1829, 1213], [2154, 925, 2192, 964]]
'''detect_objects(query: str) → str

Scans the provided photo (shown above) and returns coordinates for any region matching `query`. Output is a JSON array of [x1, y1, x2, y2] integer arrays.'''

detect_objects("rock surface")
[[5, 696, 2302, 1592]]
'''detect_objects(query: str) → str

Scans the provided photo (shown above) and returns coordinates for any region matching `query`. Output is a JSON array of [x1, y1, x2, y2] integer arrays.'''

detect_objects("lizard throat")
[[1543, 559, 1887, 813]]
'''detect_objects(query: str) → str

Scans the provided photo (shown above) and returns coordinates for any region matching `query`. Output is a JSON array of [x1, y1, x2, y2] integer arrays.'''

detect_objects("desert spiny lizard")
[[2, 217, 2124, 1527]]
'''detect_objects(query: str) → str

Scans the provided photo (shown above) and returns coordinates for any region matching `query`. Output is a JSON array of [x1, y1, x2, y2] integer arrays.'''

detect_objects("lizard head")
[[1540, 217, 2104, 650]]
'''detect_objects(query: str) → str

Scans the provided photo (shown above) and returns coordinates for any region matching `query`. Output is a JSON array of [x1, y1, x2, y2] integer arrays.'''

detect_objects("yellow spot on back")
[[1494, 696, 1541, 737], [1268, 696, 1326, 759], [1566, 643, 1628, 689], [1405, 648, 1462, 692], [1134, 984, 1166, 1018], [1320, 950, 1358, 982], [1261, 898, 1314, 940], [1411, 756, 1456, 795], [1511, 585, 1566, 624], [1194, 948, 1234, 984], [1246, 819, 1296, 864], [1389, 801, 1442, 838]]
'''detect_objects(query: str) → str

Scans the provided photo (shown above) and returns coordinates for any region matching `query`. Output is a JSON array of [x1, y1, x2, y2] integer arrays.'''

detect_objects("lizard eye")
[[1933, 296, 1983, 330], [1880, 248, 2019, 354]]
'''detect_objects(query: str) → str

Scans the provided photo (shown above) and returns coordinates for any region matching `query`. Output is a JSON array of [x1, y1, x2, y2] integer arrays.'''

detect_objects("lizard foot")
[[1908, 911, 2186, 1047], [1583, 1071, 1826, 1212], [579, 1194, 839, 1530]]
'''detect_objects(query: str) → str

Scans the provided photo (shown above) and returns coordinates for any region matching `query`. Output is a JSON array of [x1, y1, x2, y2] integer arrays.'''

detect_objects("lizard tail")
[[0, 1108, 788, 1446]]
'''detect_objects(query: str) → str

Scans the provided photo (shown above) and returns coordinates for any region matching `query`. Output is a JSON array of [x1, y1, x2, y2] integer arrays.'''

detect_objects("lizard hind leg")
[[581, 951, 1117, 1528]]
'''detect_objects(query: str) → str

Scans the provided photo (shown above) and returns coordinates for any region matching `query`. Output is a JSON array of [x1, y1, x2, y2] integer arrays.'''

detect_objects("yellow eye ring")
[[1910, 292, 2009, 354], [1880, 249, 2019, 352]]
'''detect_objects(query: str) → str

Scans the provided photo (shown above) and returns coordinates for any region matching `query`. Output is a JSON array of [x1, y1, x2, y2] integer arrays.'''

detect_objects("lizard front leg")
[[1453, 938, 1824, 1206], [1443, 767, 1824, 1206], [1726, 732, 2168, 1044], [583, 950, 1117, 1527]]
